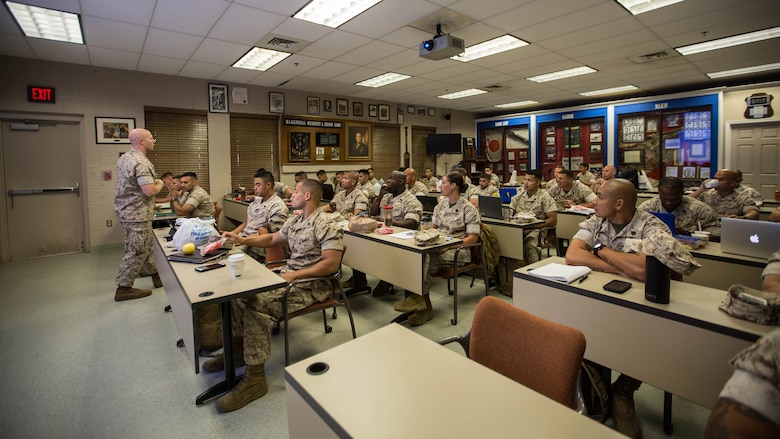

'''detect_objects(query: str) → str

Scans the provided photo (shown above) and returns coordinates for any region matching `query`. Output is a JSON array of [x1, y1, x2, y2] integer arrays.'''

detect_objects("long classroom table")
[[688, 242, 766, 290]]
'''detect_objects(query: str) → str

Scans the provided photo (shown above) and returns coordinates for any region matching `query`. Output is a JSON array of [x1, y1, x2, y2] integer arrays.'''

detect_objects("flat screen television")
[[427, 133, 462, 154]]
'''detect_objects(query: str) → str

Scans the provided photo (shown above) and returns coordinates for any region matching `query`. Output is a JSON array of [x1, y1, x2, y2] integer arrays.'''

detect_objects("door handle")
[[7, 182, 80, 207]]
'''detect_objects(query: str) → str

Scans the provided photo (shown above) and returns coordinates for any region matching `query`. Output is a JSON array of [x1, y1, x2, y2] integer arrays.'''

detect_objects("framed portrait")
[[337, 98, 348, 116], [289, 132, 311, 162], [590, 144, 602, 154], [682, 166, 696, 179], [407, 105, 415, 114], [208, 83, 228, 113], [378, 104, 390, 121], [368, 104, 377, 118], [346, 122, 372, 160], [95, 117, 135, 144], [307, 96, 320, 115], [269, 92, 284, 114], [428, 108, 435, 116], [353, 101, 363, 117], [331, 147, 340, 160], [316, 147, 325, 160], [417, 106, 426, 116], [323, 99, 333, 113], [397, 113, 404, 124], [647, 119, 658, 132]]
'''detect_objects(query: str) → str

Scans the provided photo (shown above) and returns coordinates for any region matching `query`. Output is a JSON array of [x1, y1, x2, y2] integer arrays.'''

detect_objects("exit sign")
[[27, 86, 56, 103]]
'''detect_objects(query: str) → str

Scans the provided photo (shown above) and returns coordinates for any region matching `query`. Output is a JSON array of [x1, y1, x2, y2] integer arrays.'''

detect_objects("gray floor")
[[0, 246, 712, 438]]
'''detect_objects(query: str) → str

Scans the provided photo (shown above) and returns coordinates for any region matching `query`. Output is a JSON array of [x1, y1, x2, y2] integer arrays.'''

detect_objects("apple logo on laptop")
[[750, 234, 760, 244]]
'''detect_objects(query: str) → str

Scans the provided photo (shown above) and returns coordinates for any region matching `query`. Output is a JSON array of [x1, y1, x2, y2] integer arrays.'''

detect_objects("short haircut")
[[455, 168, 467, 176], [254, 170, 275, 184], [479, 173, 490, 180], [294, 171, 308, 179], [316, 169, 327, 177], [300, 179, 323, 202], [181, 172, 197, 180], [161, 172, 173, 179], [343, 170, 358, 182], [358, 169, 369, 176], [335, 170, 345, 176], [558, 169, 574, 179], [526, 171, 543, 181], [445, 171, 466, 193], [173, 174, 182, 180], [579, 163, 589, 170], [658, 176, 683, 191]]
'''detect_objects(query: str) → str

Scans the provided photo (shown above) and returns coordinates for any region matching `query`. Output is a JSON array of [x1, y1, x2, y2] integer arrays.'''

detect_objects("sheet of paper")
[[389, 231, 415, 239]]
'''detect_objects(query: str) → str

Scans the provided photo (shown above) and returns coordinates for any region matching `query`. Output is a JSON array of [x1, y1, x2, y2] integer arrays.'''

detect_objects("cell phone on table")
[[603, 279, 632, 294], [195, 262, 226, 272]]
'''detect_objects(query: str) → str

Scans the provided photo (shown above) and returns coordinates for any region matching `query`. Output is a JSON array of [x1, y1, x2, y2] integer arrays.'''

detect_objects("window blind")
[[144, 108, 210, 192], [230, 114, 279, 191], [372, 124, 401, 180], [412, 126, 436, 174]]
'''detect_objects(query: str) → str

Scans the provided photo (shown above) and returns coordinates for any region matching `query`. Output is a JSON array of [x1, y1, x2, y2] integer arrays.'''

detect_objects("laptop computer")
[[498, 187, 517, 204], [167, 248, 230, 264], [720, 217, 780, 259], [478, 196, 504, 220], [417, 195, 439, 213], [649, 211, 676, 233]]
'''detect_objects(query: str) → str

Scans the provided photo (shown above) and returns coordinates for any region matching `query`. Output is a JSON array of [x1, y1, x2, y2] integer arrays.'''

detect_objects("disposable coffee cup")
[[704, 179, 718, 189], [228, 253, 246, 278]]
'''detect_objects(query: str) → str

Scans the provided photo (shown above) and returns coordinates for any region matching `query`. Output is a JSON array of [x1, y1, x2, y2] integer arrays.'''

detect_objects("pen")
[[578, 275, 588, 284]]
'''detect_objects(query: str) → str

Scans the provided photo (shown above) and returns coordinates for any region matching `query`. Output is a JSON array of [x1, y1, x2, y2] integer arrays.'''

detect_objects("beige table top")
[[285, 324, 624, 439]]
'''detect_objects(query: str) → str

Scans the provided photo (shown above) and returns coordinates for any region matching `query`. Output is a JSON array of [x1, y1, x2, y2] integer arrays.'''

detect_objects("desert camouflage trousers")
[[116, 221, 156, 287]]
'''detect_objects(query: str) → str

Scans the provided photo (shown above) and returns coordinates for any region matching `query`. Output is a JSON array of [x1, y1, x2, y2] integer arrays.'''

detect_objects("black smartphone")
[[603, 279, 632, 294], [195, 262, 226, 272]]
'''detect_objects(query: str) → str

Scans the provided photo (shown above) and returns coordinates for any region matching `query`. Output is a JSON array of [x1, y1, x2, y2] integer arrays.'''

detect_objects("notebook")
[[167, 248, 229, 264], [649, 211, 676, 233], [720, 218, 780, 259], [528, 263, 591, 283], [478, 196, 504, 220], [417, 195, 439, 213]]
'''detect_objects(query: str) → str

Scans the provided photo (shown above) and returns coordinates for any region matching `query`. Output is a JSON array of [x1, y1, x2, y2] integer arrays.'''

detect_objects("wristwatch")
[[592, 243, 604, 257]]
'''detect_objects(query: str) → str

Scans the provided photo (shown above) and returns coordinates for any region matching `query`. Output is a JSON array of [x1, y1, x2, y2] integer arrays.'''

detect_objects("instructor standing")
[[114, 128, 165, 301]]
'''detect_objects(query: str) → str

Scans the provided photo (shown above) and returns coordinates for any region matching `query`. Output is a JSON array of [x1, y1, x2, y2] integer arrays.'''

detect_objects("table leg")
[[196, 301, 239, 405], [391, 311, 414, 324], [663, 391, 673, 435]]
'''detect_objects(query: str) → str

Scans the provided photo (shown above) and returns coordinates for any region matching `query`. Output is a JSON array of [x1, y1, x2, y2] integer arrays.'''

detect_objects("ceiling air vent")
[[258, 34, 312, 53], [484, 85, 508, 91], [628, 51, 671, 64]]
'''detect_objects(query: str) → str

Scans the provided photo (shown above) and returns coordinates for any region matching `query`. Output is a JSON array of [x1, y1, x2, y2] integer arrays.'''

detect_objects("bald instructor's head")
[[129, 128, 156, 154], [594, 178, 637, 222]]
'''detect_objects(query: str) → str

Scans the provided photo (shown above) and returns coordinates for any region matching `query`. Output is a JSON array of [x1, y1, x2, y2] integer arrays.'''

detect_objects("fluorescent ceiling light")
[[579, 85, 638, 96], [676, 26, 780, 56], [527, 66, 597, 83], [6, 1, 83, 44], [438, 89, 487, 99], [452, 35, 529, 62], [356, 72, 411, 88], [495, 100, 538, 108], [294, 0, 381, 28], [706, 62, 780, 79], [616, 0, 685, 15], [233, 48, 291, 71]]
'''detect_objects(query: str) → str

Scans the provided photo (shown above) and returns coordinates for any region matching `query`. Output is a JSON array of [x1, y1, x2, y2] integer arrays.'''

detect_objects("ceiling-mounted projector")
[[419, 30, 464, 60]]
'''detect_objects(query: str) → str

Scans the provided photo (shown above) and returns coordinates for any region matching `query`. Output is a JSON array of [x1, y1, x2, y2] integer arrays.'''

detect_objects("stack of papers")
[[528, 263, 591, 283], [565, 206, 595, 215]]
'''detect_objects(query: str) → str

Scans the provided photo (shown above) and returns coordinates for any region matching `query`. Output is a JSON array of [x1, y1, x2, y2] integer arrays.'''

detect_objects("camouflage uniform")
[[578, 170, 596, 185], [114, 149, 157, 287], [547, 180, 596, 209], [424, 197, 481, 294], [489, 173, 500, 187], [379, 189, 422, 225], [274, 182, 290, 199], [698, 189, 759, 218], [546, 178, 557, 191], [763, 249, 780, 279], [421, 176, 439, 190], [735, 184, 763, 206], [463, 183, 480, 201], [408, 180, 430, 196], [637, 196, 719, 234], [183, 185, 216, 218], [573, 210, 672, 251], [232, 209, 343, 366], [243, 194, 289, 259], [331, 188, 369, 216], [718, 328, 780, 426], [357, 181, 376, 202], [510, 188, 557, 263], [472, 184, 499, 199]]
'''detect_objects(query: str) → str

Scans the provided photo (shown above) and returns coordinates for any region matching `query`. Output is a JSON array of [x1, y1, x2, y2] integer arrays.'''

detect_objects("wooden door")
[[730, 121, 780, 199]]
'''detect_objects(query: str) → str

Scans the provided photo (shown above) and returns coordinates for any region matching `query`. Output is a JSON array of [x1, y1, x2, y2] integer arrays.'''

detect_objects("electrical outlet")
[[106, 220, 112, 227]]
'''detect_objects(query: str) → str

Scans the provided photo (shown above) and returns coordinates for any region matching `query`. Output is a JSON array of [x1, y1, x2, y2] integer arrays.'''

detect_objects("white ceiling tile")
[[17, 0, 80, 13], [190, 39, 251, 65], [233, 0, 309, 16], [449, 0, 533, 21], [271, 18, 334, 43], [81, 0, 156, 26], [297, 31, 371, 60], [27, 39, 89, 65], [88, 46, 140, 70], [137, 54, 187, 75], [179, 60, 228, 80], [151, 0, 230, 36], [339, 0, 441, 39], [208, 3, 286, 45], [248, 71, 293, 87], [143, 29, 203, 59], [82, 16, 147, 52], [334, 40, 406, 65], [301, 61, 359, 80], [0, 34, 35, 58], [215, 66, 263, 84], [269, 53, 328, 75]]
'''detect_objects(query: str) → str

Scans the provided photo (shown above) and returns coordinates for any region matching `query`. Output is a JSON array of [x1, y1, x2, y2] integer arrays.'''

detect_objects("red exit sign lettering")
[[27, 86, 56, 103]]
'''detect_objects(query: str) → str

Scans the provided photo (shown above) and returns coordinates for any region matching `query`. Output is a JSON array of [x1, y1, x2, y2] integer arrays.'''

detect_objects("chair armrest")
[[436, 330, 471, 357], [265, 258, 290, 270], [452, 242, 482, 265]]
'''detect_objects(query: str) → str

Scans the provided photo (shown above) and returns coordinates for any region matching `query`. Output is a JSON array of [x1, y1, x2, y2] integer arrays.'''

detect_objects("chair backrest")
[[468, 296, 586, 408]]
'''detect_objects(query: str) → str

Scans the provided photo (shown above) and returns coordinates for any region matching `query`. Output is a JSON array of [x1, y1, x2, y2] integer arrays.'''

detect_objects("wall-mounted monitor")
[[427, 133, 462, 154]]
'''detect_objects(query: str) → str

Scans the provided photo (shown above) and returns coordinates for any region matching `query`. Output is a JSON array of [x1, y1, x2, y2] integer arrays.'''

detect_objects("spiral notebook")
[[527, 263, 591, 283]]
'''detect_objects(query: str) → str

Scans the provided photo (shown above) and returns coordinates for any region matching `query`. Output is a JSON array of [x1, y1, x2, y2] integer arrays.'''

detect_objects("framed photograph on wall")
[[417, 106, 426, 116], [368, 104, 377, 117], [428, 108, 435, 116], [378, 104, 390, 121], [665, 166, 679, 177], [397, 113, 404, 124], [307, 96, 320, 114], [353, 101, 363, 117], [346, 122, 372, 160], [269, 92, 284, 113], [699, 167, 711, 178], [323, 99, 333, 112], [289, 132, 311, 162], [208, 83, 228, 113], [590, 144, 602, 154], [407, 105, 415, 114], [95, 117, 135, 144], [337, 99, 348, 116]]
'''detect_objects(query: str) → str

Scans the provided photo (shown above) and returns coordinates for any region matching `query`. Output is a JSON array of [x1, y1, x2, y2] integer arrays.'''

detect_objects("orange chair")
[[439, 296, 586, 409], [267, 245, 356, 365]]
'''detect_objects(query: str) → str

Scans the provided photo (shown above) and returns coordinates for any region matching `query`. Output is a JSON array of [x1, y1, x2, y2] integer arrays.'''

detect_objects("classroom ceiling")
[[1, 0, 779, 116]]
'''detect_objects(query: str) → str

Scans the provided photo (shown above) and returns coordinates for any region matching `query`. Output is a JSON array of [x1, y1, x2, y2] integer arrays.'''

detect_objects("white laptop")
[[720, 218, 780, 259]]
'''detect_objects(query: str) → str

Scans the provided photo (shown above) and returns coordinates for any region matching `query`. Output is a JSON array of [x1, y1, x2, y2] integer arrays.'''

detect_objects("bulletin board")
[[281, 116, 372, 164]]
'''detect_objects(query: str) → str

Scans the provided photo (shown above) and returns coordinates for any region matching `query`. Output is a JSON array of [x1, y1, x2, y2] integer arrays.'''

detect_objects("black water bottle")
[[645, 256, 670, 304]]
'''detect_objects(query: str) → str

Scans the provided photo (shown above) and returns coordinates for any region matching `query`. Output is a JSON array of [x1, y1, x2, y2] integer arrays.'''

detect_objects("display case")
[[537, 108, 607, 182], [475, 116, 532, 183]]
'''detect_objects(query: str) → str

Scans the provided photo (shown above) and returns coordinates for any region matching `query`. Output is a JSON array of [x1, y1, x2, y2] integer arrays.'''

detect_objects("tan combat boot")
[[151, 273, 163, 288], [393, 292, 427, 312], [407, 294, 433, 326], [215, 364, 268, 412], [612, 375, 642, 438], [202, 337, 244, 373], [114, 286, 152, 301]]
